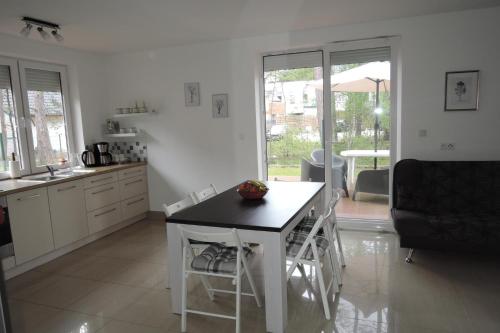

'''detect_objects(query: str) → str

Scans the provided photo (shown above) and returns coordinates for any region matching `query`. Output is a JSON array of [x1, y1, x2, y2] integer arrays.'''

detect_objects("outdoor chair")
[[352, 168, 389, 201], [310, 149, 349, 196], [300, 158, 349, 196]]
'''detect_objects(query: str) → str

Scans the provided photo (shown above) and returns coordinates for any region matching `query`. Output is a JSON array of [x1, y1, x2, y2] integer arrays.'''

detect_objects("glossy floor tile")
[[6, 218, 500, 332]]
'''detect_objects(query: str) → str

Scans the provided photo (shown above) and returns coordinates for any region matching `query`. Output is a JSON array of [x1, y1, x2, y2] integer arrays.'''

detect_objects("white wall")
[[0, 33, 107, 150], [105, 6, 500, 210]]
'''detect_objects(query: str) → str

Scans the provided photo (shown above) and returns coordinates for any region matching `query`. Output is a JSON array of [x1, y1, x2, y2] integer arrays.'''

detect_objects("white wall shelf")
[[105, 131, 144, 139], [112, 112, 152, 118]]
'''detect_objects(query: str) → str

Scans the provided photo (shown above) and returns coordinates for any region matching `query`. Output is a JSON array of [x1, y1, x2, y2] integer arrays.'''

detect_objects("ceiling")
[[0, 0, 498, 54]]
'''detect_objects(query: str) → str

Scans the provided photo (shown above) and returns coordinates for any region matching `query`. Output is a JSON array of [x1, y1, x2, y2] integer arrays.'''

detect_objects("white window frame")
[[18, 60, 75, 174], [0, 56, 31, 178]]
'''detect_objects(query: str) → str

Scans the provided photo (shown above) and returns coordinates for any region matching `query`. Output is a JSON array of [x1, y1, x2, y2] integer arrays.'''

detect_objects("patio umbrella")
[[314, 61, 390, 168]]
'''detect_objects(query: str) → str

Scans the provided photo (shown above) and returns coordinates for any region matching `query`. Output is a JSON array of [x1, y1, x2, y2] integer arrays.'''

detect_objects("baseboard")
[[5, 213, 147, 280], [338, 217, 396, 233], [147, 210, 165, 221]]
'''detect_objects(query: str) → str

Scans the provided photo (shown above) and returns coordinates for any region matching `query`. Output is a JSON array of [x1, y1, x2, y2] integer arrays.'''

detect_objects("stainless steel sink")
[[27, 176, 65, 182]]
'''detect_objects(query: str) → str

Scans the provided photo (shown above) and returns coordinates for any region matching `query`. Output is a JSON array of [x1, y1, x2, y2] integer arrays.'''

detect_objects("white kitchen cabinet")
[[121, 194, 149, 221], [7, 188, 54, 265], [119, 175, 148, 200], [87, 203, 122, 234], [85, 182, 120, 211], [118, 165, 145, 180], [48, 179, 88, 249], [84, 172, 117, 189]]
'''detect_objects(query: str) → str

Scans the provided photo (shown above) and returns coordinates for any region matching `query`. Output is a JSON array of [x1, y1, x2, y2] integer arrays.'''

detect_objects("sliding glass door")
[[324, 40, 395, 225], [263, 51, 324, 182]]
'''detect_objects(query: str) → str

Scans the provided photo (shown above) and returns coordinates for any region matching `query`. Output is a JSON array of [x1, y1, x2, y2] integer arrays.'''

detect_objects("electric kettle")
[[81, 150, 97, 167]]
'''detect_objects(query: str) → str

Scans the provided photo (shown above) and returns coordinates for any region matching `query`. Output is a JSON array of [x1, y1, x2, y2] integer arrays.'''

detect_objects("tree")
[[32, 91, 54, 165]]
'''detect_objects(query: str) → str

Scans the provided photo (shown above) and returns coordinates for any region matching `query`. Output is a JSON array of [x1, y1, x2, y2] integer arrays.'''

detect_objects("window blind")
[[0, 65, 12, 90], [330, 47, 390, 65], [25, 68, 62, 92], [264, 51, 323, 72]]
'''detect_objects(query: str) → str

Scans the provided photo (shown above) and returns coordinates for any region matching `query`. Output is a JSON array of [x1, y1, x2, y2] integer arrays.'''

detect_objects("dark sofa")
[[392, 159, 500, 262]]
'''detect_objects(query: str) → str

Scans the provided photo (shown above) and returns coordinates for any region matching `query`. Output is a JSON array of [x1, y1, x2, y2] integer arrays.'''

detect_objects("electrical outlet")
[[440, 143, 455, 151]]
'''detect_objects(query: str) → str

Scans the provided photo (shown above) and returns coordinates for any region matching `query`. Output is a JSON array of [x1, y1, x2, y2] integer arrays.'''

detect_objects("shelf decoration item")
[[212, 93, 229, 118], [184, 82, 200, 106], [114, 101, 152, 116], [445, 70, 479, 111], [237, 180, 268, 200]]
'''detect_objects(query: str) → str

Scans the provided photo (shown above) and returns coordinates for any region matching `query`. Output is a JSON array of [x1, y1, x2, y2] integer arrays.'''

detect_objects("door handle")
[[126, 197, 144, 206], [57, 185, 77, 192], [94, 207, 117, 217], [17, 194, 41, 201], [124, 179, 142, 186], [91, 187, 114, 195], [91, 176, 113, 183]]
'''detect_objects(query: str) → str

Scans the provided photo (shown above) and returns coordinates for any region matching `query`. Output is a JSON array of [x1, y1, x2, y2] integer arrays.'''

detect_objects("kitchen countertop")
[[0, 162, 147, 196]]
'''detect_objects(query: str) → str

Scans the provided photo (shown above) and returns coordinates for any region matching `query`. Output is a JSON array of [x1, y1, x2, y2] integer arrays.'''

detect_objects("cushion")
[[191, 243, 251, 274], [285, 231, 329, 260], [293, 215, 325, 236]]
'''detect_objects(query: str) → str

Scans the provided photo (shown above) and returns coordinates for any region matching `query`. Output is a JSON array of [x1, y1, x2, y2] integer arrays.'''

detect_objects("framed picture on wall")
[[184, 82, 200, 106], [444, 70, 479, 111], [212, 94, 229, 118]]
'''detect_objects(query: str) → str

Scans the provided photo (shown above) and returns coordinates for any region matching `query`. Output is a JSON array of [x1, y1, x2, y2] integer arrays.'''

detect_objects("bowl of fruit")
[[237, 180, 269, 200]]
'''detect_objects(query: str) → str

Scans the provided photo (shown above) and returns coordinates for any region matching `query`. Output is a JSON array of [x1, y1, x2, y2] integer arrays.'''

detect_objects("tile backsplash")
[[110, 141, 148, 162]]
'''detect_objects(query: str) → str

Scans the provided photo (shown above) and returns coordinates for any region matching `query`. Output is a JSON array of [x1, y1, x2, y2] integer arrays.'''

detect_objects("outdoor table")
[[340, 149, 390, 188], [166, 181, 325, 333]]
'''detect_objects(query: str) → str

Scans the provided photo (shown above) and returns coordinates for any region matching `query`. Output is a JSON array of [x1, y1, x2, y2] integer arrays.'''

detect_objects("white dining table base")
[[166, 190, 324, 333]]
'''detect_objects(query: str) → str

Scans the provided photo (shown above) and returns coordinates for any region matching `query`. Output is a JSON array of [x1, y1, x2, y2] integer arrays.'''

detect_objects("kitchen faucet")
[[46, 165, 57, 176]]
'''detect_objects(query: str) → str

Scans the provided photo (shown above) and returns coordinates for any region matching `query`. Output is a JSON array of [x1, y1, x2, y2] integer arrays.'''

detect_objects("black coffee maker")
[[94, 142, 113, 166]]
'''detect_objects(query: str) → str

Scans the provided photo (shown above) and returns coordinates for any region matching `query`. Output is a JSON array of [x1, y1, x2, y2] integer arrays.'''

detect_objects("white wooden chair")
[[191, 184, 218, 203], [163, 196, 197, 218], [285, 194, 342, 320], [292, 192, 345, 284], [178, 226, 261, 333]]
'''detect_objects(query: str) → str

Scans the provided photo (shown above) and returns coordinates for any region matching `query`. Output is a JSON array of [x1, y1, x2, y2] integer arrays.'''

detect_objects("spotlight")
[[51, 30, 64, 42], [20, 17, 63, 42], [20, 23, 32, 37], [37, 26, 50, 40]]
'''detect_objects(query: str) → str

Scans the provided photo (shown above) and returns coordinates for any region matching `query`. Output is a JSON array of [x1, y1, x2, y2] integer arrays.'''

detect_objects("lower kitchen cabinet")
[[121, 193, 149, 220], [48, 179, 89, 249], [87, 202, 122, 234], [7, 188, 54, 265]]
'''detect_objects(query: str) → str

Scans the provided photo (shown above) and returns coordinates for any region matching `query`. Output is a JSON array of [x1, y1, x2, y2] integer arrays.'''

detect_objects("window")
[[0, 64, 22, 174], [0, 57, 73, 176]]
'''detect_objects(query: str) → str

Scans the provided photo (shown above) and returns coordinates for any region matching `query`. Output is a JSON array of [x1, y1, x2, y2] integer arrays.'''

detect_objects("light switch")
[[418, 129, 427, 137]]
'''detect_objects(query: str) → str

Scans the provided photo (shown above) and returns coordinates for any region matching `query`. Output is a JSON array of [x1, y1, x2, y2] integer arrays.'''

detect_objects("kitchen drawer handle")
[[124, 179, 143, 186], [94, 207, 117, 217], [91, 187, 114, 195], [124, 169, 142, 175], [126, 197, 145, 206], [17, 194, 41, 201], [91, 176, 113, 183], [57, 185, 77, 192]]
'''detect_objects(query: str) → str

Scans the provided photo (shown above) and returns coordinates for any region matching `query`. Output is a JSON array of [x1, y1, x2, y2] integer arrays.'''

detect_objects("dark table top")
[[167, 181, 325, 232]]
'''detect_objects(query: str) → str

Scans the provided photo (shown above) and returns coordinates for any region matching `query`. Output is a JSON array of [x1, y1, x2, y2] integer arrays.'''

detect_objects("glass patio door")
[[325, 44, 393, 222], [263, 51, 325, 182]]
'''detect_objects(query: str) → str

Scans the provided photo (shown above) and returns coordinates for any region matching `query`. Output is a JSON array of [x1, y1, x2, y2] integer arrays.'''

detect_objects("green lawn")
[[268, 166, 301, 177]]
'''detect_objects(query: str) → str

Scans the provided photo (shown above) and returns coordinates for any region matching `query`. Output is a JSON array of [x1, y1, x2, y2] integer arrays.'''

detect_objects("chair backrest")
[[300, 158, 325, 182], [163, 195, 197, 218], [192, 184, 218, 203], [177, 225, 243, 249], [323, 191, 341, 230], [311, 149, 325, 164]]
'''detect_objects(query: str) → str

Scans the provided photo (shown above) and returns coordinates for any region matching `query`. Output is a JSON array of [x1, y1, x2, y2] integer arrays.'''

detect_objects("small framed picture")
[[445, 70, 479, 111], [184, 82, 200, 106], [212, 94, 229, 118]]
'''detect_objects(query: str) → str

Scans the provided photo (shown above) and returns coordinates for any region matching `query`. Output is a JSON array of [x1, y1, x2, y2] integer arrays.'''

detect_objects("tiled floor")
[[6, 218, 500, 332]]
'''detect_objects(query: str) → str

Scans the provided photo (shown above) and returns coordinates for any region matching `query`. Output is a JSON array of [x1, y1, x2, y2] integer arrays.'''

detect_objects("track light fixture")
[[19, 17, 63, 42]]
